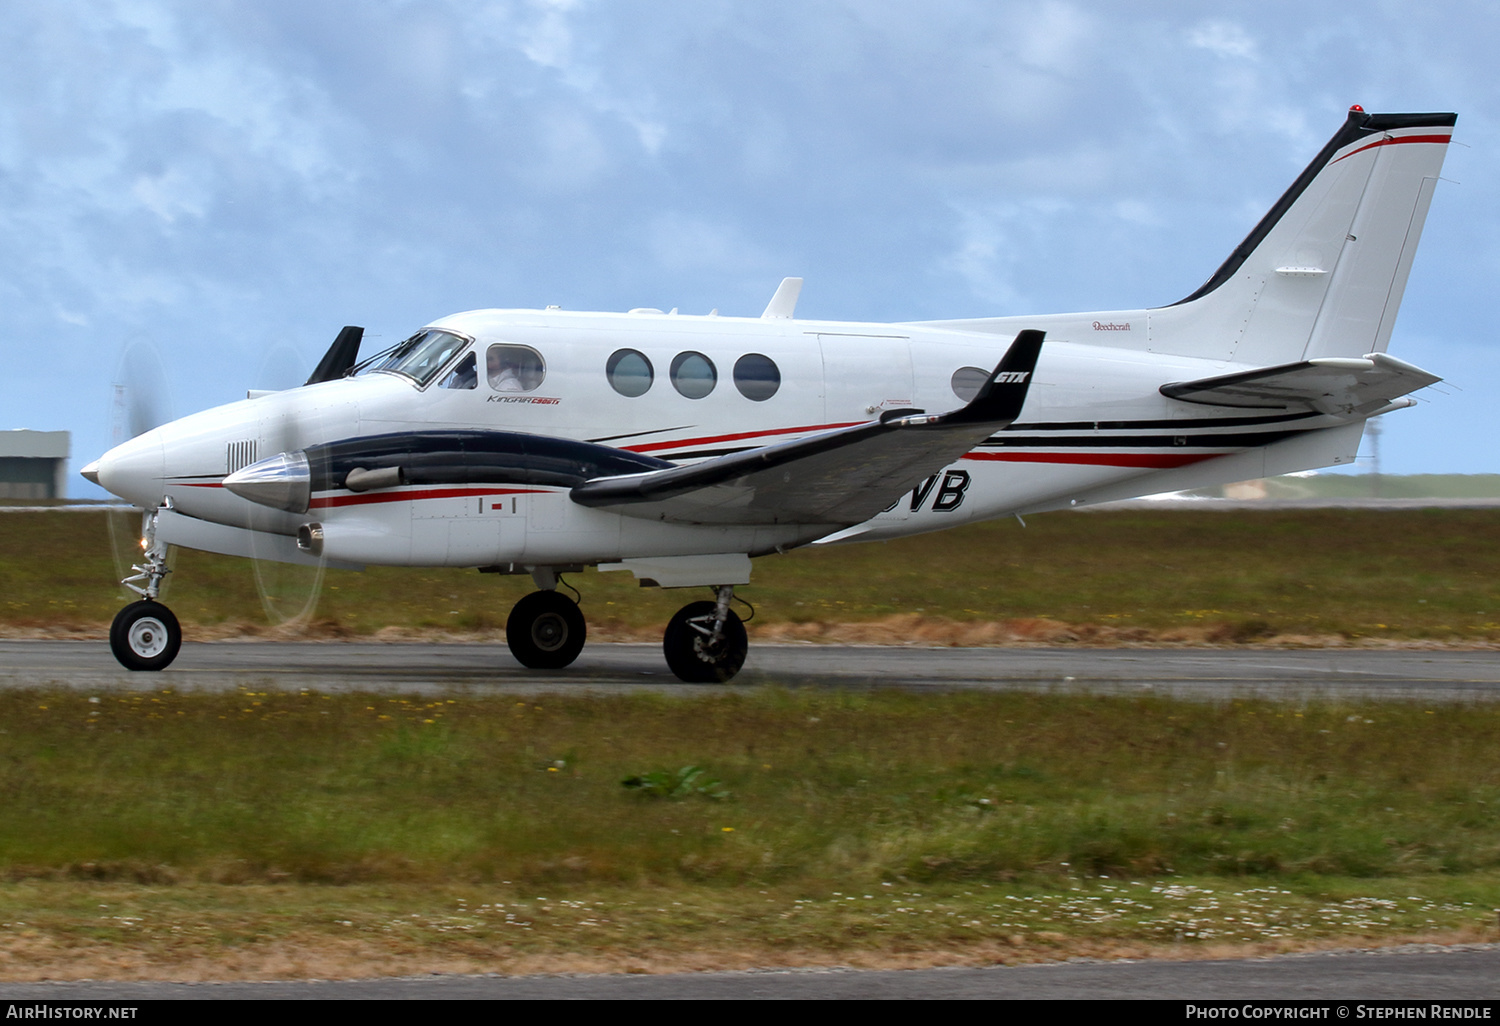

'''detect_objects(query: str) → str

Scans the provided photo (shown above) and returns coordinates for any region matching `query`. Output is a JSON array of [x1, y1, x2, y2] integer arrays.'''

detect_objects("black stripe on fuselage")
[[652, 418, 1316, 460], [978, 429, 1304, 449], [586, 425, 694, 445], [1004, 410, 1323, 431], [593, 404, 1322, 460], [654, 433, 1304, 462]]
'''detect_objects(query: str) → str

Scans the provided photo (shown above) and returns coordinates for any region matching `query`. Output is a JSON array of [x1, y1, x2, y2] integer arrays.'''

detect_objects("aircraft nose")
[[90, 434, 167, 506], [224, 451, 311, 514]]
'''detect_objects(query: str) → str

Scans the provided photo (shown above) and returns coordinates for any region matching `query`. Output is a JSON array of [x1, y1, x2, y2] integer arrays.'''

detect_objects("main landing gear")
[[663, 586, 747, 684], [503, 574, 748, 683], [506, 589, 587, 669], [108, 506, 183, 672]]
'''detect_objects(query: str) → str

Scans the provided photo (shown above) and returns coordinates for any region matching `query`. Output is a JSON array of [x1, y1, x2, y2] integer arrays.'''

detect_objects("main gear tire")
[[506, 591, 587, 669], [663, 601, 748, 683]]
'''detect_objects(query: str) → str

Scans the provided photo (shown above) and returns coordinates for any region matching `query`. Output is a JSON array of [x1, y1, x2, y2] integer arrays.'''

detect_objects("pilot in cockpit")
[[440, 352, 477, 389]]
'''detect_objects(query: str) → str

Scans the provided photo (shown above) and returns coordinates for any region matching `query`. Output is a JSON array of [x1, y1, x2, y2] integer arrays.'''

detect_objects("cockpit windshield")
[[364, 329, 470, 387]]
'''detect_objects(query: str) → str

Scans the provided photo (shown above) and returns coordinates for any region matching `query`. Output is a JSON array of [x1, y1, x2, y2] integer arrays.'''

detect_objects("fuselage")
[[88, 305, 1360, 569]]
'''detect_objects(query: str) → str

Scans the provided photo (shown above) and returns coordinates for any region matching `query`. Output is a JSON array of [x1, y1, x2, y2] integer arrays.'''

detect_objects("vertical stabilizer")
[[1152, 109, 1454, 366]]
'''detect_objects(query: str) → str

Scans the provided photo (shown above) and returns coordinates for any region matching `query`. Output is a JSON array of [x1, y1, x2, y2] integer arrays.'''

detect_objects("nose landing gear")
[[663, 585, 748, 683], [108, 506, 182, 671], [110, 600, 182, 671]]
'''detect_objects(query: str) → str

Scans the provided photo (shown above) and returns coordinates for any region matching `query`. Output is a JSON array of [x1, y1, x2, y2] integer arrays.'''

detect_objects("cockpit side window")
[[487, 344, 546, 392], [370, 329, 471, 388], [440, 352, 477, 390]]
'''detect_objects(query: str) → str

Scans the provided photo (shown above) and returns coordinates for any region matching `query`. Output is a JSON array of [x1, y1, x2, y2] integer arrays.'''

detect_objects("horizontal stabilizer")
[[570, 331, 1045, 526], [1160, 352, 1440, 414]]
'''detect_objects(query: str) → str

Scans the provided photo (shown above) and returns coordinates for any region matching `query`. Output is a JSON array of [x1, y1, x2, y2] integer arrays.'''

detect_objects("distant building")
[[0, 430, 70, 499]]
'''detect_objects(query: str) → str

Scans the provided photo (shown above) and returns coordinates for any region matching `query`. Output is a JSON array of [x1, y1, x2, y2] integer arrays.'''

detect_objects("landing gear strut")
[[109, 506, 182, 671], [663, 585, 747, 683]]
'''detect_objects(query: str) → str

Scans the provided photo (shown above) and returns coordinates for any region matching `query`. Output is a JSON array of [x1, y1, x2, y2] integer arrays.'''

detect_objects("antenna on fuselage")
[[305, 326, 365, 385], [760, 277, 802, 319]]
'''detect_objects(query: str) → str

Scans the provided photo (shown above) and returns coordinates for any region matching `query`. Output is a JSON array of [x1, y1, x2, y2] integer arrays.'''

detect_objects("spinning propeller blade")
[[110, 340, 173, 445], [242, 328, 357, 627]]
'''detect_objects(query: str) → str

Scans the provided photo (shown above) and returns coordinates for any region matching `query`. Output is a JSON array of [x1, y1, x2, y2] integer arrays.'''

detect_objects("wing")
[[1160, 352, 1440, 414], [570, 330, 1045, 526]]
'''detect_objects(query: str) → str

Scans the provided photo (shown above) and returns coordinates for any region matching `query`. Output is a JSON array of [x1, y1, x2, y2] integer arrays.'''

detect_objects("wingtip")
[[945, 330, 1045, 425]]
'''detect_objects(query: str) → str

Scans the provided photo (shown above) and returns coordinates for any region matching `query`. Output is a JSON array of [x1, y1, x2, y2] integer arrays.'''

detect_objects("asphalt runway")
[[3, 639, 1500, 701], [4, 945, 1499, 999]]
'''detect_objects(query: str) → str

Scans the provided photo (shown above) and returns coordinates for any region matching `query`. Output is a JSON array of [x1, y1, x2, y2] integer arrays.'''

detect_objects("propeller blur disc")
[[110, 339, 173, 445], [245, 334, 330, 628]]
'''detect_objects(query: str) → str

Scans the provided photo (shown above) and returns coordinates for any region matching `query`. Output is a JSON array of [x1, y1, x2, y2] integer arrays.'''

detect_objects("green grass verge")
[[2, 687, 1499, 976], [5, 688, 1499, 885], [4, 508, 1500, 640]]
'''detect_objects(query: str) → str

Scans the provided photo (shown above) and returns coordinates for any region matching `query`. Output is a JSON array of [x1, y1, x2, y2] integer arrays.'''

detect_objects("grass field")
[[4, 507, 1500, 978], [3, 507, 1500, 643], [1, 687, 1498, 978]]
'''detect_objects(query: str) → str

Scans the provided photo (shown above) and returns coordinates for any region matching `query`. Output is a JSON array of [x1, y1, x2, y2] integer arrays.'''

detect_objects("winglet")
[[945, 329, 1044, 425], [305, 326, 365, 385], [760, 278, 803, 319]]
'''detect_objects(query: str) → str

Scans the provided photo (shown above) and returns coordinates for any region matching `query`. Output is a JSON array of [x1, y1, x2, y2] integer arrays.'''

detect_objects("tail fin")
[[1155, 109, 1454, 365]]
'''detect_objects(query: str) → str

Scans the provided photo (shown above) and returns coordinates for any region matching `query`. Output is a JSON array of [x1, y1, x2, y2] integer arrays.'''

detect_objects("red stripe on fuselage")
[[621, 421, 864, 454], [963, 451, 1216, 469], [310, 487, 547, 509], [1331, 133, 1451, 164]]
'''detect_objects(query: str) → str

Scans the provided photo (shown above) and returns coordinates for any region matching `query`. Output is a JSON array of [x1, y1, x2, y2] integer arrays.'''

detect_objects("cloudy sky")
[[4, 0, 1496, 490]]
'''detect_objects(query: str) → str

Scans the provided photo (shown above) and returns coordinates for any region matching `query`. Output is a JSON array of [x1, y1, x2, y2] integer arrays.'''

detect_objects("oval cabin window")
[[606, 349, 654, 397], [670, 352, 717, 399], [733, 353, 781, 401], [951, 366, 990, 402]]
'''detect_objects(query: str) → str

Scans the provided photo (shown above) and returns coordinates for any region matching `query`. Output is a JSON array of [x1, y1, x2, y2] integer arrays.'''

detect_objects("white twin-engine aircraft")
[[83, 108, 1454, 682]]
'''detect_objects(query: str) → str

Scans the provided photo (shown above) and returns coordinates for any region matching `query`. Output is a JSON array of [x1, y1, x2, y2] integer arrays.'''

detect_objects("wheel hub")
[[128, 617, 168, 657], [531, 613, 568, 652]]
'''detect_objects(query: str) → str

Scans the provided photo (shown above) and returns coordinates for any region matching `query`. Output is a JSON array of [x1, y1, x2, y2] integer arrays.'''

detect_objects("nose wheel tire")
[[506, 590, 587, 669], [109, 600, 182, 672], [664, 601, 748, 683]]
